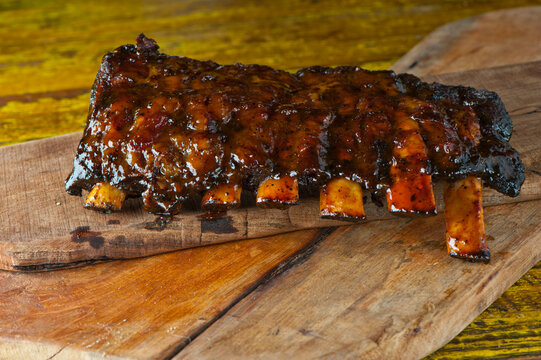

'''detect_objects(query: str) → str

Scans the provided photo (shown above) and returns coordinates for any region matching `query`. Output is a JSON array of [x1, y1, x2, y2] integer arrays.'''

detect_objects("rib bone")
[[256, 176, 299, 209], [444, 176, 489, 262], [386, 106, 437, 215], [84, 183, 127, 212], [320, 178, 365, 220], [202, 184, 242, 212]]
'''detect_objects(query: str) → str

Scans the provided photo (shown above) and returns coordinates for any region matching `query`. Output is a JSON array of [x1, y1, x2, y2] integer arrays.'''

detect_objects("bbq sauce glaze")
[[66, 34, 524, 214]]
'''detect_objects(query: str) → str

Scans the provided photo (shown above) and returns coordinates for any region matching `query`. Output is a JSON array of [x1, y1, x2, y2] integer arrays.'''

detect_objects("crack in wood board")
[[160, 227, 337, 360]]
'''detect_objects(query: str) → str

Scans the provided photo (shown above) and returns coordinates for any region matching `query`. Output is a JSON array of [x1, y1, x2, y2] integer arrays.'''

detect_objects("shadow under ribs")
[[68, 34, 524, 262]]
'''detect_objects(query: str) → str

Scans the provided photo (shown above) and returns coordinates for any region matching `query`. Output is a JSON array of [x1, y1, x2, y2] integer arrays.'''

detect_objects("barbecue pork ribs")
[[66, 34, 524, 262]]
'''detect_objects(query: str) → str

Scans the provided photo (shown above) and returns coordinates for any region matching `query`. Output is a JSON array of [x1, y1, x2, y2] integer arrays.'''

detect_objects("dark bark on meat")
[[65, 34, 524, 214]]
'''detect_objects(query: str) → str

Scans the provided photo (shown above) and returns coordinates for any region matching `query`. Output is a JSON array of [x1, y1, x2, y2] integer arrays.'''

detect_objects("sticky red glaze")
[[66, 34, 523, 214]]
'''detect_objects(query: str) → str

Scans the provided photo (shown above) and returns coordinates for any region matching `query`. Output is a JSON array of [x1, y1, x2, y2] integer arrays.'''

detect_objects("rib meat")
[[66, 34, 524, 262]]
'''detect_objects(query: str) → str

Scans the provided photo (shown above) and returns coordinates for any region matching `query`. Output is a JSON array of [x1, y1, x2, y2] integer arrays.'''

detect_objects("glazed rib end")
[[202, 184, 242, 212], [320, 178, 365, 220], [84, 183, 127, 213], [444, 177, 489, 263], [256, 176, 299, 209], [65, 35, 525, 262]]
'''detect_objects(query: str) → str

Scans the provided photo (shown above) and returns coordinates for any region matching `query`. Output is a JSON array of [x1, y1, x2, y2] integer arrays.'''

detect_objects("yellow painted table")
[[0, 1, 539, 358]]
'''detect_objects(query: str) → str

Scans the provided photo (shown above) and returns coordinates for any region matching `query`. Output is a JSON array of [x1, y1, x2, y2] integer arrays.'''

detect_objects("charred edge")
[[10, 258, 113, 272], [320, 213, 366, 222], [256, 199, 300, 209], [83, 202, 121, 213], [136, 33, 159, 52], [160, 226, 338, 360], [450, 249, 490, 263]]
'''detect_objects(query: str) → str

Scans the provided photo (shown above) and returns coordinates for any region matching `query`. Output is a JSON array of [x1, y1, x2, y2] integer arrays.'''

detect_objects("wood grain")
[[0, 132, 348, 271], [0, 3, 540, 359], [2, 1, 540, 147], [427, 263, 541, 359], [178, 199, 541, 359], [0, 55, 538, 360], [392, 7, 541, 76], [176, 61, 541, 359], [0, 228, 330, 360], [392, 8, 541, 358], [1, 59, 541, 270]]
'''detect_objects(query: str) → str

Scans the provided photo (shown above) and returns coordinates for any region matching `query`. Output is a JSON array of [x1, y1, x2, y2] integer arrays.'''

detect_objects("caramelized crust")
[[66, 34, 524, 260], [66, 35, 523, 212], [386, 103, 436, 215], [65, 35, 524, 261]]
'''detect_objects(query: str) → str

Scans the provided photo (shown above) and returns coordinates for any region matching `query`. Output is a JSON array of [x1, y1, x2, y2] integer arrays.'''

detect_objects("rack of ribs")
[[66, 34, 524, 262]]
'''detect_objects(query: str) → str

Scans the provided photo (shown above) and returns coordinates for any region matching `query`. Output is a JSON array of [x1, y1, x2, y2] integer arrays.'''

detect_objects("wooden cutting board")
[[0, 132, 538, 270], [0, 7, 540, 360], [1, 11, 541, 272], [177, 61, 541, 360]]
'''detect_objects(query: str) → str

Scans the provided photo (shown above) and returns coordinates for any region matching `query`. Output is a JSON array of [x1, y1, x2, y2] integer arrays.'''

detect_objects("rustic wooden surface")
[[178, 200, 541, 360], [0, 133, 349, 270], [1, 125, 539, 270], [177, 61, 541, 359], [0, 228, 331, 359], [2, 1, 541, 148], [392, 7, 541, 76], [1, 47, 540, 360], [391, 10, 541, 359], [1, 1, 540, 358]]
